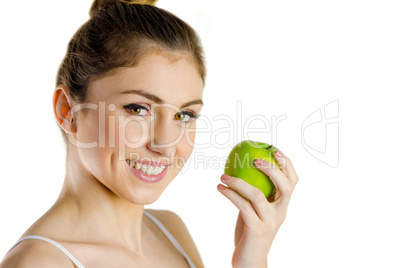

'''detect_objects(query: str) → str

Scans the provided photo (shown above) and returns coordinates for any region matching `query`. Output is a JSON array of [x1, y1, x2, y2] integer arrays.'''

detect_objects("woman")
[[1, 0, 298, 267]]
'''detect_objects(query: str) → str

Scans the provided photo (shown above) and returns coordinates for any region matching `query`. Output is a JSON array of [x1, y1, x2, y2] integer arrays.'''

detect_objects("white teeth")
[[141, 165, 147, 173], [154, 166, 163, 174], [146, 166, 154, 175], [152, 166, 162, 175], [128, 160, 166, 176]]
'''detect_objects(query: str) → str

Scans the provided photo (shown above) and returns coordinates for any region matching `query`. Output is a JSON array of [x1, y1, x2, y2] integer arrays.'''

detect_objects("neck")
[[52, 151, 146, 253]]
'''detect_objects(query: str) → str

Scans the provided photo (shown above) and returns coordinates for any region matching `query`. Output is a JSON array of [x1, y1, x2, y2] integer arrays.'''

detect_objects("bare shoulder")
[[145, 209, 204, 268], [0, 238, 74, 268]]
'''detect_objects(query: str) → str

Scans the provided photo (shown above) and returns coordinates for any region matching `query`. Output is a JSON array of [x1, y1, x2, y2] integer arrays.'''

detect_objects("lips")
[[126, 159, 169, 183]]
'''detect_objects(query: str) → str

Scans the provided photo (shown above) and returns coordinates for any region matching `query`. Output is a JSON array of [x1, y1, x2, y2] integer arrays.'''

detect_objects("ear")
[[53, 85, 77, 134]]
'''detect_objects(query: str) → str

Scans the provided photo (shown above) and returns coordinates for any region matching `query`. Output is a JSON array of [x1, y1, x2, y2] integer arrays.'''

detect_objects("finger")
[[220, 174, 271, 221], [274, 150, 299, 186], [273, 150, 288, 177], [217, 183, 261, 226], [255, 159, 293, 207]]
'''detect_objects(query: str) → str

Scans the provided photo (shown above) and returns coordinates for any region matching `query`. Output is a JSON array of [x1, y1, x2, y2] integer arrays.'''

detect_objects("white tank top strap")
[[6, 211, 196, 268], [143, 210, 196, 268], [6, 235, 85, 268]]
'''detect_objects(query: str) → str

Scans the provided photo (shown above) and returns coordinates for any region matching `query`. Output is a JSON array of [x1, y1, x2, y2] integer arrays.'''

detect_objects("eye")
[[123, 104, 150, 116], [174, 111, 200, 124]]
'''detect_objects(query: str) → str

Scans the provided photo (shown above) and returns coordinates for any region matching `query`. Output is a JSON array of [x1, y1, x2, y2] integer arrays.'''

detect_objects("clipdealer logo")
[[301, 100, 339, 168]]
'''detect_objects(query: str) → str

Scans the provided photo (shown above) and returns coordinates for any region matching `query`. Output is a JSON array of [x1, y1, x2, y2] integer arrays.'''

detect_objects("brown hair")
[[56, 0, 206, 146]]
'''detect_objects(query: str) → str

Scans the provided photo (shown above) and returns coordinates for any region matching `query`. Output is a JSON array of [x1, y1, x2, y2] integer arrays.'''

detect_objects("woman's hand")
[[217, 150, 298, 268]]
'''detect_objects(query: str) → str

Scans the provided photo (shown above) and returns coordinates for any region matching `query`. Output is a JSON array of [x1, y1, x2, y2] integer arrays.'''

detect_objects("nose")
[[145, 113, 178, 160]]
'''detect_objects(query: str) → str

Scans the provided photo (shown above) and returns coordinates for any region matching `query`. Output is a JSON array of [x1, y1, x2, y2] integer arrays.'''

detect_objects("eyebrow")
[[120, 89, 203, 109]]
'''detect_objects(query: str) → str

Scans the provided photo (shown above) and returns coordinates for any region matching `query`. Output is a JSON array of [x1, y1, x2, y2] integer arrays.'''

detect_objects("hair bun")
[[90, 0, 158, 18]]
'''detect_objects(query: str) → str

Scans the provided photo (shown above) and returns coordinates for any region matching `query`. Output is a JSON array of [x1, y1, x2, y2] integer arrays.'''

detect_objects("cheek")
[[173, 141, 193, 171], [118, 117, 151, 159], [77, 112, 100, 144], [102, 114, 151, 149], [77, 141, 113, 189], [118, 118, 150, 146], [184, 121, 197, 148], [188, 123, 196, 142], [177, 127, 196, 161]]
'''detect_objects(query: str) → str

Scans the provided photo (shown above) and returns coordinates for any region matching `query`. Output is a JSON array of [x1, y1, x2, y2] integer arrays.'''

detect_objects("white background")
[[1, 0, 401, 267]]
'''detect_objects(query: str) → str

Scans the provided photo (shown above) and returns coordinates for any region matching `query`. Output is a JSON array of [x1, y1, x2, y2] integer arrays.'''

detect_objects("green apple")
[[224, 140, 281, 199]]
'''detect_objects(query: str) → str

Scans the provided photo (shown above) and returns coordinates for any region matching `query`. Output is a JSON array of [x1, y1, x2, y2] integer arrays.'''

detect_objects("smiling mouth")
[[126, 159, 168, 176]]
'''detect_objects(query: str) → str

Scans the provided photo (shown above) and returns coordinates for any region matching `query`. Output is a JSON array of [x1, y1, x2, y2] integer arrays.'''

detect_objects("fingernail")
[[217, 184, 226, 190], [221, 174, 230, 181], [255, 158, 265, 166], [275, 150, 284, 158]]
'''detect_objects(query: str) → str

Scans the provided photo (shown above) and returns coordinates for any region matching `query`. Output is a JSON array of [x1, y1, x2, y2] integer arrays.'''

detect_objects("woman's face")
[[73, 52, 204, 204]]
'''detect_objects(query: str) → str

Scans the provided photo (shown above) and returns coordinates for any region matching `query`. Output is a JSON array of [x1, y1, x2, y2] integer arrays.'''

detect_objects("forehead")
[[87, 53, 204, 104]]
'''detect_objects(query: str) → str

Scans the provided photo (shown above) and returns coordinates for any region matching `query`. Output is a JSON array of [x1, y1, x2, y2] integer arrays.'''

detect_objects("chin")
[[123, 187, 165, 205]]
